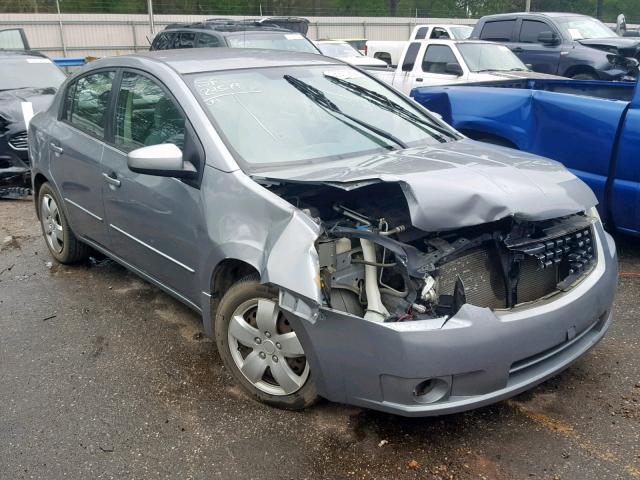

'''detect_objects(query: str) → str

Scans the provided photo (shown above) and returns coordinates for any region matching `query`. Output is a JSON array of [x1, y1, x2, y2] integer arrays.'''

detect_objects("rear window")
[[401, 42, 421, 71], [479, 20, 516, 41], [152, 32, 174, 50], [225, 32, 318, 54]]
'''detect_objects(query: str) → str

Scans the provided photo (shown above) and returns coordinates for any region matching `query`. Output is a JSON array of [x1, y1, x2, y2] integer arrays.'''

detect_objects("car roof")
[[163, 23, 292, 35], [0, 50, 49, 60], [480, 12, 589, 19], [88, 48, 340, 75]]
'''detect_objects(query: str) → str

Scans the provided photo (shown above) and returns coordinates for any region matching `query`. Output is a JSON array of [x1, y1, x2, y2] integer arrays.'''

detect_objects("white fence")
[[0, 13, 476, 58]]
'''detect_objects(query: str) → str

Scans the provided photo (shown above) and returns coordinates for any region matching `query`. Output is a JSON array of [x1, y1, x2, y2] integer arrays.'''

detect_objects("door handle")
[[102, 172, 121, 188], [416, 78, 423, 82], [50, 143, 63, 155], [511, 47, 524, 53]]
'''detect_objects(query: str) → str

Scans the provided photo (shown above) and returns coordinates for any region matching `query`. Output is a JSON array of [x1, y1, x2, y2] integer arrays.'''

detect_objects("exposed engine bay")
[[267, 181, 597, 322]]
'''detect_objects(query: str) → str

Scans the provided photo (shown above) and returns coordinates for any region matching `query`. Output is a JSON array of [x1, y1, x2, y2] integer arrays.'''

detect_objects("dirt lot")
[[1, 197, 639, 480]]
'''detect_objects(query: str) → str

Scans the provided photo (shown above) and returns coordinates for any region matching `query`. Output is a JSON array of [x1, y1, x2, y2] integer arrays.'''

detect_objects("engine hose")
[[352, 259, 397, 268]]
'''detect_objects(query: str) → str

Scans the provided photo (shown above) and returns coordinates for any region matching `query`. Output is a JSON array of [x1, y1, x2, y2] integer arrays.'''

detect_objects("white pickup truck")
[[366, 24, 473, 66], [370, 39, 559, 95]]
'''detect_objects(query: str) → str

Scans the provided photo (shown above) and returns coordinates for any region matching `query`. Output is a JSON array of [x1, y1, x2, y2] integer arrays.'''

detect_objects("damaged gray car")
[[29, 49, 618, 416]]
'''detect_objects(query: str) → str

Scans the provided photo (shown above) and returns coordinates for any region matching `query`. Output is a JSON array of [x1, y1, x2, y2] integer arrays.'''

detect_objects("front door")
[[49, 70, 115, 246], [100, 70, 204, 304]]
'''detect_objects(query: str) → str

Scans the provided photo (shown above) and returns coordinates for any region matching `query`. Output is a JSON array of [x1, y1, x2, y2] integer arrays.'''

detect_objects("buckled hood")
[[0, 87, 56, 124], [253, 139, 597, 232], [578, 37, 640, 58]]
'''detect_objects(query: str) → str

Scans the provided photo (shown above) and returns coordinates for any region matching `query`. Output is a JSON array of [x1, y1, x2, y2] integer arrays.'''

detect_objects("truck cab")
[[372, 39, 548, 95]]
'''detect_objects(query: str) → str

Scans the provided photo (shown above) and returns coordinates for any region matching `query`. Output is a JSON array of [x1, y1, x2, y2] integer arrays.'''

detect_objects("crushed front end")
[[270, 180, 617, 416]]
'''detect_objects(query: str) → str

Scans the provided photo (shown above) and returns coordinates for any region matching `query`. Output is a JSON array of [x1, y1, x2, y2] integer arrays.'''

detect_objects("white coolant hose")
[[360, 238, 389, 322]]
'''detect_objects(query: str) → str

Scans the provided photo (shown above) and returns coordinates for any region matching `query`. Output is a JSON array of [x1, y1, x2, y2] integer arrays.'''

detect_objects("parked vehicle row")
[[412, 77, 640, 235], [28, 48, 617, 417]]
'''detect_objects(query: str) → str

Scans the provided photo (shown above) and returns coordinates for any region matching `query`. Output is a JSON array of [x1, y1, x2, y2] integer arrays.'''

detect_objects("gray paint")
[[29, 48, 617, 416]]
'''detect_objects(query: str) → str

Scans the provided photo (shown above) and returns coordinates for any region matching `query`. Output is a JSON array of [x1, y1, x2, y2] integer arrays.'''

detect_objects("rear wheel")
[[215, 275, 318, 409], [38, 182, 90, 264]]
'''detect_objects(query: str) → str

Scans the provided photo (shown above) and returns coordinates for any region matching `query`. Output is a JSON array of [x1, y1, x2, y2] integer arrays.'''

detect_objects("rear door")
[[100, 70, 204, 303], [49, 70, 115, 246], [395, 42, 422, 94], [511, 19, 563, 74]]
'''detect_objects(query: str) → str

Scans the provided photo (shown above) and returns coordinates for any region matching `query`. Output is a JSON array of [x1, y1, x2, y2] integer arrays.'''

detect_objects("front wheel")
[[570, 72, 598, 80], [214, 275, 318, 410]]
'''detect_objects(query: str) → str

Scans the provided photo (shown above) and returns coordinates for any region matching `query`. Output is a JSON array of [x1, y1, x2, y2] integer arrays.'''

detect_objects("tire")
[[570, 72, 598, 80], [38, 182, 90, 264], [215, 275, 319, 410]]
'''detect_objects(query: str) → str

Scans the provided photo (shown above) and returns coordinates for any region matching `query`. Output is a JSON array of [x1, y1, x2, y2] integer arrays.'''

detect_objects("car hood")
[[578, 37, 640, 57], [0, 87, 56, 124], [252, 139, 597, 232]]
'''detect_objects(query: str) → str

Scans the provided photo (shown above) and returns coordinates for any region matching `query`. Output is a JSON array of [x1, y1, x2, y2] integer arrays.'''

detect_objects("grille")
[[436, 222, 596, 310], [8, 131, 28, 151], [437, 247, 506, 309]]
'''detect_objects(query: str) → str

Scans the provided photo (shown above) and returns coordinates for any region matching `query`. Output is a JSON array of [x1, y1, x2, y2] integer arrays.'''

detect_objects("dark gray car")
[[472, 12, 639, 81], [28, 49, 617, 416]]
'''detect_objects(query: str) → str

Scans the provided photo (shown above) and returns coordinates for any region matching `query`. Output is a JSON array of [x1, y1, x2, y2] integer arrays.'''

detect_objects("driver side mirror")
[[445, 62, 464, 76], [127, 143, 197, 179], [537, 31, 560, 45]]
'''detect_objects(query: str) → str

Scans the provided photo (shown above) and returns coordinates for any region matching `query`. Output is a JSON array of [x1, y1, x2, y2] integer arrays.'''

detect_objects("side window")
[[67, 71, 114, 138], [479, 20, 516, 41], [401, 42, 421, 72], [430, 27, 450, 39], [414, 27, 429, 40], [197, 33, 220, 48], [519, 20, 553, 43], [177, 32, 196, 49], [421, 45, 459, 74], [114, 72, 185, 152]]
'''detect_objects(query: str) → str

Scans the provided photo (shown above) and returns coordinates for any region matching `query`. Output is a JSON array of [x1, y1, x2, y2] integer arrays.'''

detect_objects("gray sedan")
[[29, 48, 617, 416]]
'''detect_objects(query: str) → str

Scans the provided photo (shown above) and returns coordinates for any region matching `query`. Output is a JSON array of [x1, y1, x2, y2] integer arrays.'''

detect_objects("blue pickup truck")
[[412, 79, 639, 235]]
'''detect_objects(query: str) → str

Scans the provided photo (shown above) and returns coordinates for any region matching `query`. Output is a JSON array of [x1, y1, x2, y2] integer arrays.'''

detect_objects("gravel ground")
[[1, 197, 639, 480]]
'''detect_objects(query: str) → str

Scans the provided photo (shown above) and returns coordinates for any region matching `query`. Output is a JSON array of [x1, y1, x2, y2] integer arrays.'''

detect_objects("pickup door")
[[411, 80, 640, 234], [392, 41, 467, 95], [509, 18, 564, 75]]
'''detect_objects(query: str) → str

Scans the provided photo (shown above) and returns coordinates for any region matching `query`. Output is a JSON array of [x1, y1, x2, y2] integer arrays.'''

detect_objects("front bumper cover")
[[284, 222, 617, 416]]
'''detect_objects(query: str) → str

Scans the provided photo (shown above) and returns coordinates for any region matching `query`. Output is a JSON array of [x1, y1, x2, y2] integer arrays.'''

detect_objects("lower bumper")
[[286, 223, 618, 416]]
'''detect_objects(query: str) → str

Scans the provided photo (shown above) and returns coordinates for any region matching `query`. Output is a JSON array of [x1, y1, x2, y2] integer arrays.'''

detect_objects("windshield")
[[450, 26, 473, 39], [317, 42, 362, 57], [556, 16, 617, 40], [458, 43, 528, 72], [188, 65, 459, 168], [226, 32, 319, 54], [0, 58, 65, 90]]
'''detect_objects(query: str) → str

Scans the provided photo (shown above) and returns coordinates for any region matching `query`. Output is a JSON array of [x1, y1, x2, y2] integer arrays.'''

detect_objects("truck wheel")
[[38, 182, 90, 264], [570, 72, 598, 80], [215, 275, 318, 410]]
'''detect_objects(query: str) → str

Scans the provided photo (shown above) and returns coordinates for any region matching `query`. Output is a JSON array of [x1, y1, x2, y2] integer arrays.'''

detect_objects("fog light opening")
[[413, 377, 451, 404]]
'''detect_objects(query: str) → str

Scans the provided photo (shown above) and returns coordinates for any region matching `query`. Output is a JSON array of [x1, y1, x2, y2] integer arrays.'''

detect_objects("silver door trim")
[[64, 197, 103, 222], [109, 223, 195, 274], [80, 235, 201, 312]]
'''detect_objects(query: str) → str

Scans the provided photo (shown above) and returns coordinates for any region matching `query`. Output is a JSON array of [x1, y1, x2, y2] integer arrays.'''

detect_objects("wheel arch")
[[32, 172, 49, 219], [563, 64, 599, 79]]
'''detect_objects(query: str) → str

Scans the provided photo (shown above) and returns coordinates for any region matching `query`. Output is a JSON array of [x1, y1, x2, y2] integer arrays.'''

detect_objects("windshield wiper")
[[283, 74, 408, 149], [323, 73, 458, 142]]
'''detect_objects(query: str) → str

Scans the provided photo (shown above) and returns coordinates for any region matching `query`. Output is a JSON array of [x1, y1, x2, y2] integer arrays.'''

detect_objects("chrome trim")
[[80, 236, 201, 313], [64, 197, 103, 222], [109, 223, 195, 273]]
